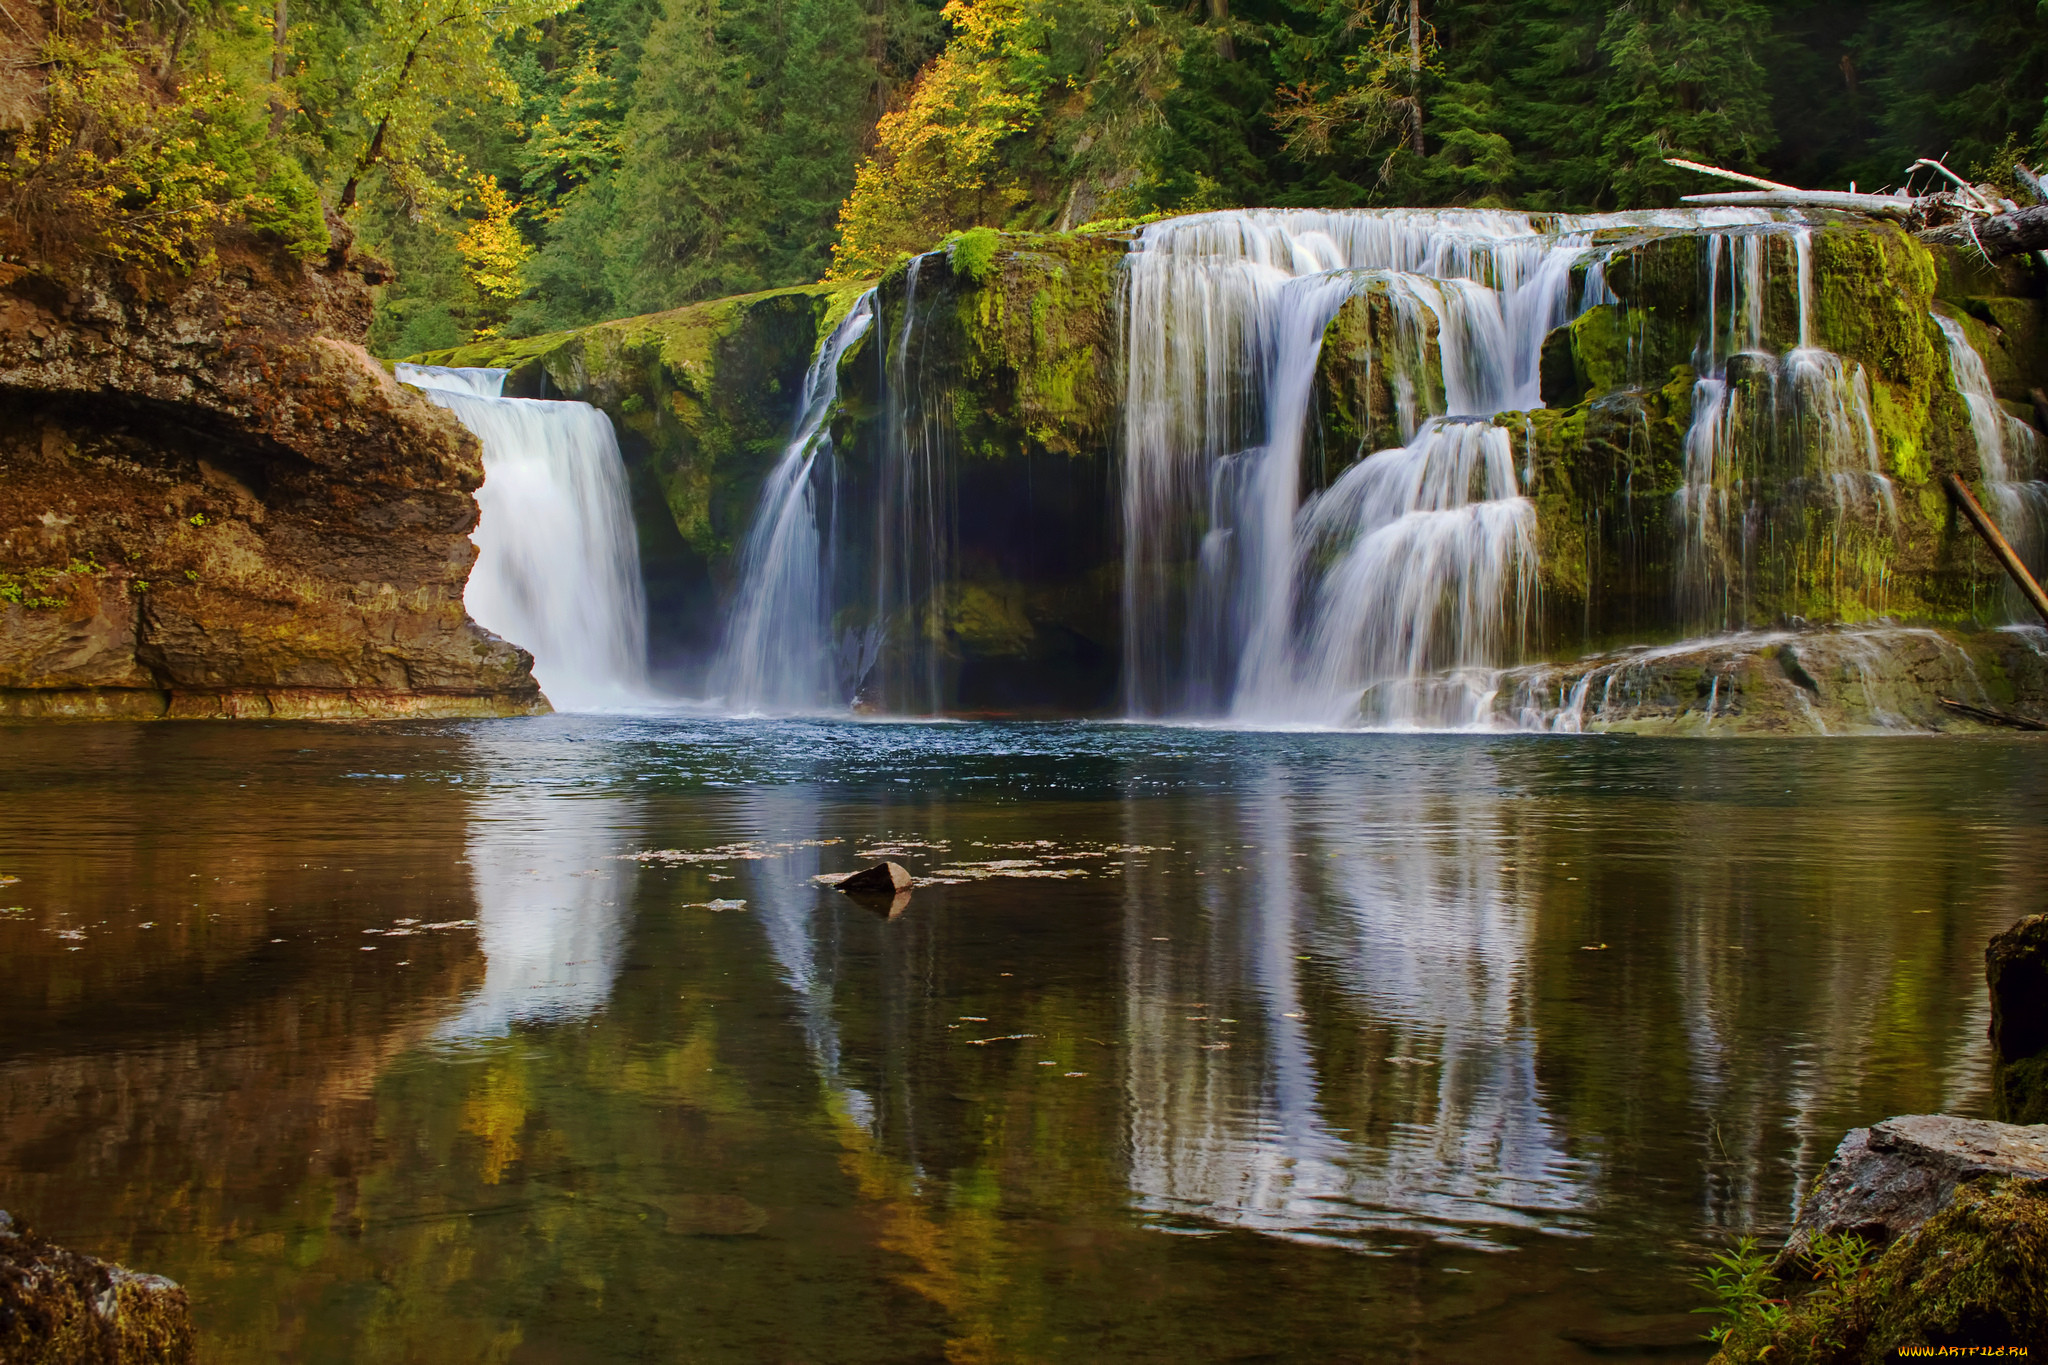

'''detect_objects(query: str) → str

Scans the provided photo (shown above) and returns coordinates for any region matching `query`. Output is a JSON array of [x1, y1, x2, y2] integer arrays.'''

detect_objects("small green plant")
[[188, 512, 208, 527], [1696, 1230, 1874, 1356], [1697, 1236, 1784, 1343], [183, 569, 199, 583], [0, 558, 101, 610]]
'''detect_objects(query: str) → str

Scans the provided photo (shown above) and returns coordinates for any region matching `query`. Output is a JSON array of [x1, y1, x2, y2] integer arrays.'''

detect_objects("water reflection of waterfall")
[[440, 787, 637, 1039], [1118, 208, 1773, 727], [1121, 755, 1585, 1248], [398, 364, 648, 710]]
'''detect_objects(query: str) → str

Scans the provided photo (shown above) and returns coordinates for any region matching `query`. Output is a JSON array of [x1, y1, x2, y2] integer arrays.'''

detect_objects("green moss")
[[945, 227, 1002, 285], [0, 559, 101, 611], [1708, 1180, 2048, 1363]]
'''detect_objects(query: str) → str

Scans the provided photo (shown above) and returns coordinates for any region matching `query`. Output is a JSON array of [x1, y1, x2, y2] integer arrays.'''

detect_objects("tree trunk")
[[268, 0, 289, 136], [1408, 0, 1424, 155], [1918, 205, 2048, 259], [1209, 0, 1233, 61]]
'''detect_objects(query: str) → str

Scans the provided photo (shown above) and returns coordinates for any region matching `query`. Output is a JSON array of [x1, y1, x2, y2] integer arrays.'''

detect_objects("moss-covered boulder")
[[1507, 221, 2039, 657], [0, 1211, 195, 1363], [1991, 916, 2048, 1126], [1710, 1178, 2048, 1362]]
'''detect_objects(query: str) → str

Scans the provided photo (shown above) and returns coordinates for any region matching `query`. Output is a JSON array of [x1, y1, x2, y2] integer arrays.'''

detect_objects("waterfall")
[[1670, 228, 1896, 629], [869, 255, 956, 714], [1932, 311, 2048, 592], [713, 294, 876, 713], [1120, 208, 1669, 725], [398, 364, 648, 710]]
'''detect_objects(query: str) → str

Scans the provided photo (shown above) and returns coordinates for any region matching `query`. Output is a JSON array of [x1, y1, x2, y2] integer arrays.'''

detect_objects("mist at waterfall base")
[[705, 206, 2042, 729], [398, 363, 649, 712]]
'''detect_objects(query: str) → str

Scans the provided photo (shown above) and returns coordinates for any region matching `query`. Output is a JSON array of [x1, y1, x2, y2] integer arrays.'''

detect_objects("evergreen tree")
[[1595, 0, 1777, 206]]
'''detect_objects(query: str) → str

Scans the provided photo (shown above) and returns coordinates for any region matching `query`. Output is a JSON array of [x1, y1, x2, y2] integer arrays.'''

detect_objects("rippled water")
[[2, 719, 2044, 1361]]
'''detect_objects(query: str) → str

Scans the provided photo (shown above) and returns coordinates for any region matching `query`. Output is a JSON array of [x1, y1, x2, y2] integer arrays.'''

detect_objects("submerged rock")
[[0, 1211, 195, 1363], [834, 861, 913, 896], [0, 216, 546, 720], [1777, 1114, 2048, 1267], [1991, 916, 2048, 1125]]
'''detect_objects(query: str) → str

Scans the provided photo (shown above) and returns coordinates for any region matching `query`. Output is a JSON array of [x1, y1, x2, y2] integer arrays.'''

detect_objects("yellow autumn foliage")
[[457, 173, 532, 305], [828, 0, 1050, 278]]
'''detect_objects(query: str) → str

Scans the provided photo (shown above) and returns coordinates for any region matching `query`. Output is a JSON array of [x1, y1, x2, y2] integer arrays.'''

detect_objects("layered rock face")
[[0, 221, 545, 719]]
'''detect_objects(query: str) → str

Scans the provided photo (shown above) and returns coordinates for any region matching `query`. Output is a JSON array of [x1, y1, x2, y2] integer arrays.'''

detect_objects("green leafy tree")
[[610, 0, 881, 307], [329, 0, 578, 213]]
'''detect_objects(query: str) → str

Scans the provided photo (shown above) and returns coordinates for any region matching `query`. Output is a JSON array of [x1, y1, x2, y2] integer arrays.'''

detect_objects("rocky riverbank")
[[0, 216, 546, 720]]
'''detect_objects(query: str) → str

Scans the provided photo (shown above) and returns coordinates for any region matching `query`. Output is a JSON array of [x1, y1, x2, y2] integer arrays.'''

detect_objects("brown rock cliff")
[[0, 216, 546, 719]]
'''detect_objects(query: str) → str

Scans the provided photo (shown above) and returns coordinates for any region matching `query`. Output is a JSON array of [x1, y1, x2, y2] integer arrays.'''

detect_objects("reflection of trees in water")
[[1120, 750, 1587, 1250], [439, 786, 638, 1039]]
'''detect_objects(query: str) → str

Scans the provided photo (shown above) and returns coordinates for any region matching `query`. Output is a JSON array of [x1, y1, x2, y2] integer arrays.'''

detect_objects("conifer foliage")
[[1, 0, 2040, 352]]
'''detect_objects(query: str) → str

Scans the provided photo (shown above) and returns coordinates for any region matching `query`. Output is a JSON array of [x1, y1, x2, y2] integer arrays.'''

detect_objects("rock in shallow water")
[[0, 1210, 194, 1364], [834, 861, 913, 895], [1991, 915, 2048, 1125]]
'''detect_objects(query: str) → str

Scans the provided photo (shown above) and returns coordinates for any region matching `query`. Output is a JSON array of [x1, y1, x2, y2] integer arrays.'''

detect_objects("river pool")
[[2, 718, 2043, 1361]]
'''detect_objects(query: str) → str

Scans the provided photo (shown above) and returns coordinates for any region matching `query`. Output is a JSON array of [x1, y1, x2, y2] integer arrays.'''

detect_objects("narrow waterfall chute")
[[714, 293, 876, 713], [398, 363, 648, 710], [1933, 310, 2048, 595]]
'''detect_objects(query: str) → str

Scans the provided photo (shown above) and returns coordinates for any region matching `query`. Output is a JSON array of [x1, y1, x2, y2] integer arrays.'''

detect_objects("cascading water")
[[1932, 310, 2048, 587], [713, 295, 876, 713], [1120, 207, 1749, 727], [1670, 228, 1896, 629], [867, 255, 957, 714], [397, 364, 648, 709]]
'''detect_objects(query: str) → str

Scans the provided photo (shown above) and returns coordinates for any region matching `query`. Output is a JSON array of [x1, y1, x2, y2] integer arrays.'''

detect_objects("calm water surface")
[[2, 719, 2044, 1362]]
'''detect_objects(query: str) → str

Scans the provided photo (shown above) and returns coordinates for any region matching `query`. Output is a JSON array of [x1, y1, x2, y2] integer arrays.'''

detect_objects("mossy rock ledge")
[[0, 1210, 196, 1364]]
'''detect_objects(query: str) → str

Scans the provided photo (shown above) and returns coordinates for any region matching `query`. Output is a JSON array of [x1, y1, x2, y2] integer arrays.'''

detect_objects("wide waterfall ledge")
[[413, 206, 2048, 734]]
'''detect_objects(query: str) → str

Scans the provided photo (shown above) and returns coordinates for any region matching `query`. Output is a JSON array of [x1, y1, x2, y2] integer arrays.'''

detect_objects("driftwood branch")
[[1679, 189, 1923, 218], [1944, 473, 2048, 627], [1918, 205, 2048, 259]]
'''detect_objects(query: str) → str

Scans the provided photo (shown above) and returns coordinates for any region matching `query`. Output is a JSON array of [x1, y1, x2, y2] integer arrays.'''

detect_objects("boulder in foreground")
[[0, 1211, 194, 1364], [1711, 1117, 2048, 1362]]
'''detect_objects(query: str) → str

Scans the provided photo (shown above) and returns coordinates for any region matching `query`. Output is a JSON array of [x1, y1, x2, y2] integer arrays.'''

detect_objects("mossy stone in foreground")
[[1710, 1179, 2048, 1362], [0, 1211, 195, 1364]]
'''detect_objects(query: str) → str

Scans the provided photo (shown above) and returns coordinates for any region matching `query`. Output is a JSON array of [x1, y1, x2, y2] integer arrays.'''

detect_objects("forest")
[[1, 0, 2044, 355]]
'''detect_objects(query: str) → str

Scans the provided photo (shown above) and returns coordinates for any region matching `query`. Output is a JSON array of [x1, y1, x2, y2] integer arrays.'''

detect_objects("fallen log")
[[1943, 472, 2048, 627], [1918, 204, 2048, 258], [1679, 188, 1922, 218], [1938, 696, 2048, 732]]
